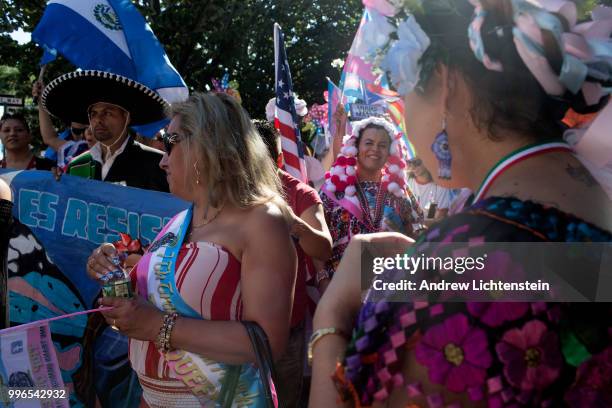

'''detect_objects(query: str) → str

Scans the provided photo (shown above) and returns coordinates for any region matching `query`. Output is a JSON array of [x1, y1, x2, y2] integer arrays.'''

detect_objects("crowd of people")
[[1, 0, 612, 407]]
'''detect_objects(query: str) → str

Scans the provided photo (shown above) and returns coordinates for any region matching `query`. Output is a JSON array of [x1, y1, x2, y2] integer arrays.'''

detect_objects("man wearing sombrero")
[[42, 70, 169, 192]]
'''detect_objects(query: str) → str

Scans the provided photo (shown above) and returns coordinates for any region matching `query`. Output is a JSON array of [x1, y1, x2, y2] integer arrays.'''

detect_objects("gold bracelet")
[[307, 327, 349, 366]]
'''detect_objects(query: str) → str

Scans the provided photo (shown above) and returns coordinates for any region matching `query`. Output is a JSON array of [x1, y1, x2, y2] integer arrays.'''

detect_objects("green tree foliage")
[[0, 0, 363, 121], [0, 65, 19, 94], [2, 0, 609, 130]]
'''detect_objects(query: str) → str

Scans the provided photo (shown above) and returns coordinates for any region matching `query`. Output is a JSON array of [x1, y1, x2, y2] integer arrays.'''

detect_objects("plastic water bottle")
[[101, 252, 132, 298]]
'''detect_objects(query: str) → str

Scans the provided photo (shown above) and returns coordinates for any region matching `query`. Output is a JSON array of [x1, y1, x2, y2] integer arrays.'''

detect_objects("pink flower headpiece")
[[323, 117, 407, 203]]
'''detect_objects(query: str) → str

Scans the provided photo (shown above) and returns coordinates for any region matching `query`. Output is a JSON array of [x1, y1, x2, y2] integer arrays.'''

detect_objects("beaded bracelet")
[[157, 313, 178, 353], [155, 312, 178, 353]]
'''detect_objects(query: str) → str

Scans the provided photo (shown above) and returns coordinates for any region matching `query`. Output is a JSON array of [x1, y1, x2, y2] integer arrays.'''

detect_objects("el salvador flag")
[[32, 0, 188, 106]]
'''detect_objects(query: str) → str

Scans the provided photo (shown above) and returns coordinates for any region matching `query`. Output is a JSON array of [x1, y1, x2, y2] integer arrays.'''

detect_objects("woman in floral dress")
[[310, 0, 612, 406], [319, 116, 424, 287]]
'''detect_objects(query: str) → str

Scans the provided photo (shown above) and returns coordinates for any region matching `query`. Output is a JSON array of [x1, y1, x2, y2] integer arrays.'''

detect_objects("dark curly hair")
[[410, 0, 608, 141], [253, 119, 281, 164]]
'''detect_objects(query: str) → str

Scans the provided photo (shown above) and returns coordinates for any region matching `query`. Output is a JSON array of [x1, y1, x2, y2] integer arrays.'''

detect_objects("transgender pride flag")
[[327, 78, 348, 136], [338, 9, 417, 159], [339, 10, 376, 103], [343, 10, 378, 84]]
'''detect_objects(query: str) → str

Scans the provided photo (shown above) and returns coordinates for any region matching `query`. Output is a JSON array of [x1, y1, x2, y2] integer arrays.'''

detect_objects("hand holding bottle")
[[86, 243, 119, 280]]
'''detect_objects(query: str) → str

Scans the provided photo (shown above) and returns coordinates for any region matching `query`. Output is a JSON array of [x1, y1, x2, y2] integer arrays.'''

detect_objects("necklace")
[[355, 181, 387, 233], [472, 141, 573, 203], [191, 205, 224, 230]]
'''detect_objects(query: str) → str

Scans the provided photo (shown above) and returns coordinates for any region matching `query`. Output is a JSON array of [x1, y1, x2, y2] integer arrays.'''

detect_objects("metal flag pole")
[[33, 65, 47, 105]]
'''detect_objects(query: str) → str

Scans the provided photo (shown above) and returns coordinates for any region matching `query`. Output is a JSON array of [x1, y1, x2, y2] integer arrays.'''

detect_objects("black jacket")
[[67, 137, 169, 192]]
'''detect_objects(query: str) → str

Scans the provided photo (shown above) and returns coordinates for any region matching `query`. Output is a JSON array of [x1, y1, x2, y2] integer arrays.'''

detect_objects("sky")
[[10, 29, 31, 45]]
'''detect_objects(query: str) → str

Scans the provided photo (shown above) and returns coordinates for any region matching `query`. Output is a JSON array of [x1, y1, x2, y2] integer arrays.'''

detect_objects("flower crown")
[[357, 0, 433, 95], [211, 74, 242, 104], [323, 116, 407, 201], [360, 0, 612, 108]]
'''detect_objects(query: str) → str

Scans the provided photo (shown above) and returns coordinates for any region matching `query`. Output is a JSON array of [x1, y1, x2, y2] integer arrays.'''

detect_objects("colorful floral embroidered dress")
[[319, 181, 424, 281], [336, 197, 612, 407]]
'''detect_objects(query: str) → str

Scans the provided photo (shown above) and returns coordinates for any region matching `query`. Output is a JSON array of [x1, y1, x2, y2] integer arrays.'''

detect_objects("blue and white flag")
[[32, 0, 188, 104]]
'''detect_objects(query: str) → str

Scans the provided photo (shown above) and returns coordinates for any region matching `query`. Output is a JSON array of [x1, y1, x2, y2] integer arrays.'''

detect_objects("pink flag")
[[343, 11, 377, 83], [0, 321, 69, 408]]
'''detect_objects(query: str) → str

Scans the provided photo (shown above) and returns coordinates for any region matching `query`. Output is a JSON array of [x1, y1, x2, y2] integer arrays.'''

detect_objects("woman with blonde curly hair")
[[87, 92, 296, 407]]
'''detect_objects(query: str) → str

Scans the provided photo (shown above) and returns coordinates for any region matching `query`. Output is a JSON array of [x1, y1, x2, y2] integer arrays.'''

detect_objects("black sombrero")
[[41, 70, 169, 126]]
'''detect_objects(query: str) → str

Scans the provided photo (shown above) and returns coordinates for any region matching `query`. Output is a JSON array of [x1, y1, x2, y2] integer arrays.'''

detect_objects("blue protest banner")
[[0, 169, 189, 406], [1, 169, 188, 307]]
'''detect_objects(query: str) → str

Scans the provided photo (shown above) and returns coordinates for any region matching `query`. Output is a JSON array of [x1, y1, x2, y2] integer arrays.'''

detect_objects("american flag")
[[273, 23, 308, 182]]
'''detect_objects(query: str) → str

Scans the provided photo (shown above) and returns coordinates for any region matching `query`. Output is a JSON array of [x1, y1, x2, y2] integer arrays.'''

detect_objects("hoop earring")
[[431, 117, 452, 180], [193, 161, 201, 185]]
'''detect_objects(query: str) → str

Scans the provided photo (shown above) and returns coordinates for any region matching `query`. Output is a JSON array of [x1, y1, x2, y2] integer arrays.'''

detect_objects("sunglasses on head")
[[71, 127, 87, 136], [408, 158, 422, 167], [161, 131, 182, 154]]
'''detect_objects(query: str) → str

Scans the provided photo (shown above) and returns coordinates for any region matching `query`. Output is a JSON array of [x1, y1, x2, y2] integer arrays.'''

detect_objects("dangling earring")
[[193, 161, 201, 185], [431, 117, 452, 180]]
